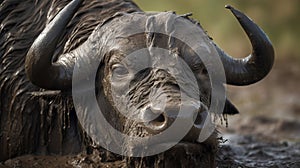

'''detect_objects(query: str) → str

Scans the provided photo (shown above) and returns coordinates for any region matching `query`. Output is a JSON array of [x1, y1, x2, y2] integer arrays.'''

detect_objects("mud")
[[1, 144, 215, 168], [217, 135, 300, 168], [216, 58, 300, 168], [2, 135, 299, 168], [0, 59, 299, 168]]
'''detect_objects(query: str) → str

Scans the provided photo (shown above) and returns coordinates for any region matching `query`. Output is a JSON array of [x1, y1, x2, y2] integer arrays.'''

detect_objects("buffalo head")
[[25, 0, 274, 157]]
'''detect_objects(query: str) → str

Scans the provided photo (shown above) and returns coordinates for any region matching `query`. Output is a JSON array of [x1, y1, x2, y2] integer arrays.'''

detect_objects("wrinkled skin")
[[98, 32, 214, 150], [1, 0, 274, 167], [95, 33, 219, 166], [76, 13, 218, 158]]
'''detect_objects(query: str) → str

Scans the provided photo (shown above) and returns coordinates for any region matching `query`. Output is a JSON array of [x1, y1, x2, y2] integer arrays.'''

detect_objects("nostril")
[[145, 113, 167, 133], [149, 113, 166, 126]]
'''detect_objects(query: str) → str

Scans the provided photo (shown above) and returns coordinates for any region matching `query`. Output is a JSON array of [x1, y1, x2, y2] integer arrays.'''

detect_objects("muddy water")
[[217, 134, 300, 168], [2, 135, 300, 168]]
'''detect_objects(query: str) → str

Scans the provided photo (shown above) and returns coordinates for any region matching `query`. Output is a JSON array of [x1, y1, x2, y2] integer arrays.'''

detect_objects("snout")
[[141, 102, 209, 142]]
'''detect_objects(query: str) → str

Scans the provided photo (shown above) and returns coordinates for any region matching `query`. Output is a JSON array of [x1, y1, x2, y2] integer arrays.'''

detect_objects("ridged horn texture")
[[25, 0, 82, 90], [215, 5, 275, 86]]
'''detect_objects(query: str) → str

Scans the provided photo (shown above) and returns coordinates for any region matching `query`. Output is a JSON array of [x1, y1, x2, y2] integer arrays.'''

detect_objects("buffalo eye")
[[112, 63, 129, 78], [192, 63, 208, 75]]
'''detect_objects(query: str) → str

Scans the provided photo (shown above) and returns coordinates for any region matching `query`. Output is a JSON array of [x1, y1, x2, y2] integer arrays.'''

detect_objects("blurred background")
[[135, 0, 300, 142]]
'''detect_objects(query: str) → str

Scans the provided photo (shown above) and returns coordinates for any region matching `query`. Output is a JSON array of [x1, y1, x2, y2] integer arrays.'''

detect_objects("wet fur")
[[0, 0, 139, 161], [0, 0, 218, 166]]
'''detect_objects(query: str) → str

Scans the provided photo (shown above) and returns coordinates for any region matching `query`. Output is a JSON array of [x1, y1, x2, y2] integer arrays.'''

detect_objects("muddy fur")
[[0, 0, 219, 166], [0, 0, 139, 161]]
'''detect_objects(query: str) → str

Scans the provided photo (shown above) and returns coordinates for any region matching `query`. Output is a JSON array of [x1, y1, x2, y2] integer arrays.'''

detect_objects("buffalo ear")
[[223, 99, 239, 115]]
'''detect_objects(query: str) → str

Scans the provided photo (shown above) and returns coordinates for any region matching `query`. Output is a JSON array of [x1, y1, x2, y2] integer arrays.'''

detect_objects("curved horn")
[[214, 5, 274, 86], [25, 0, 82, 90]]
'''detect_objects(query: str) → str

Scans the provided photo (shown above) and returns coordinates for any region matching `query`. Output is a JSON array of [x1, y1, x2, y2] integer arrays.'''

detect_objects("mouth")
[[153, 141, 204, 150], [170, 141, 210, 155], [126, 127, 216, 157], [127, 140, 217, 168], [122, 101, 214, 157]]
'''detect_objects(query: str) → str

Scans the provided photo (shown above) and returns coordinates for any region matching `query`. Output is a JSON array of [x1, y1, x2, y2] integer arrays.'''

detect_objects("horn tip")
[[225, 5, 233, 10], [225, 5, 248, 22], [225, 5, 239, 14]]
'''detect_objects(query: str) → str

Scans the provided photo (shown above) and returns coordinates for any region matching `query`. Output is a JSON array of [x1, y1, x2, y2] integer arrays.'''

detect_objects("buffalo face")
[[99, 33, 211, 141], [25, 0, 274, 157], [86, 12, 222, 155]]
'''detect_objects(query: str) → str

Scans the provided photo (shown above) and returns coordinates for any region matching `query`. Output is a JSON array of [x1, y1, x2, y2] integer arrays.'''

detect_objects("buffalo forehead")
[[93, 11, 215, 54]]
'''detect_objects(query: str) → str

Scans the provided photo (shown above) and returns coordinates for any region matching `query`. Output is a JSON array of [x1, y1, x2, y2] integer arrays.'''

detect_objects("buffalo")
[[0, 0, 274, 167]]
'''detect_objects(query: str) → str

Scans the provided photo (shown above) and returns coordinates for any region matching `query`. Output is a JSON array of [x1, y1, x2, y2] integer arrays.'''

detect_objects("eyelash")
[[192, 65, 208, 75], [111, 64, 129, 77]]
